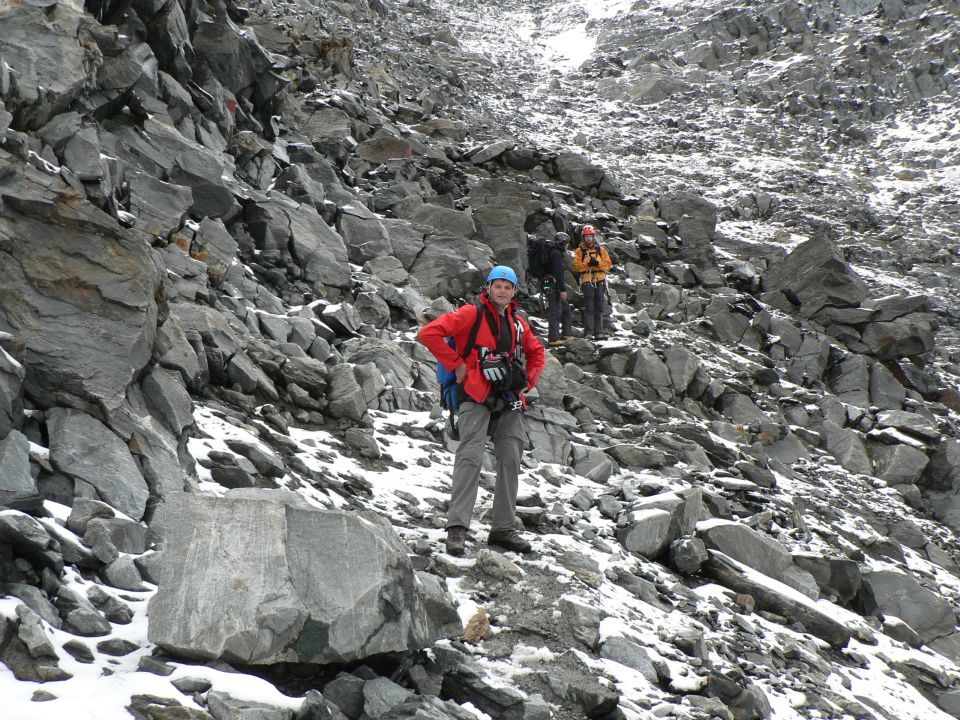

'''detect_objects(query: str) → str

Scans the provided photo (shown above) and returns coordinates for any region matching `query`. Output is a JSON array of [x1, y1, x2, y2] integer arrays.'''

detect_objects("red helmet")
[[582, 224, 596, 237]]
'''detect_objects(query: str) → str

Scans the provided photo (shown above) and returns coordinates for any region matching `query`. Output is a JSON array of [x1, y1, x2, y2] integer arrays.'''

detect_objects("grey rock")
[[861, 569, 955, 643], [154, 315, 204, 386], [545, 652, 620, 718], [207, 691, 294, 720], [559, 597, 602, 651], [792, 554, 862, 604], [921, 440, 960, 491], [363, 677, 414, 719], [225, 440, 285, 478], [66, 497, 115, 535], [85, 518, 148, 555], [0, 0, 91, 125], [380, 696, 481, 720], [142, 367, 194, 436], [101, 555, 146, 591], [630, 348, 672, 394], [55, 586, 111, 636], [326, 366, 367, 423], [0, 510, 62, 574], [196, 217, 239, 286], [469, 139, 515, 164], [148, 490, 455, 664], [0, 150, 161, 412], [324, 673, 365, 719], [321, 303, 363, 337], [870, 443, 929, 485], [663, 346, 700, 393], [669, 536, 709, 576], [62, 639, 94, 663], [599, 635, 659, 683], [382, 219, 426, 270], [137, 655, 176, 676], [871, 295, 930, 322], [870, 362, 906, 410], [408, 204, 475, 239], [408, 236, 495, 298], [0, 344, 25, 438], [761, 232, 867, 317], [339, 204, 393, 265], [14, 606, 56, 660], [860, 318, 934, 360], [128, 172, 193, 240], [87, 585, 134, 625], [699, 520, 818, 599], [875, 410, 939, 440], [2, 584, 61, 629], [47, 408, 150, 520], [827, 355, 870, 408], [605, 444, 667, 469], [821, 420, 872, 476], [0, 430, 37, 507], [617, 508, 673, 558]]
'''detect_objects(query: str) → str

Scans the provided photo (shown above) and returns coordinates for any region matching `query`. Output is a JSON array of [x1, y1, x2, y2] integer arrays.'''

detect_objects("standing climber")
[[418, 266, 546, 556], [546, 232, 573, 347], [573, 225, 613, 340]]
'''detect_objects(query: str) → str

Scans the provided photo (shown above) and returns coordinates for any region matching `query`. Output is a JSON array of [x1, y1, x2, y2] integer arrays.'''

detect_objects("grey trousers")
[[447, 401, 524, 532], [581, 282, 605, 337]]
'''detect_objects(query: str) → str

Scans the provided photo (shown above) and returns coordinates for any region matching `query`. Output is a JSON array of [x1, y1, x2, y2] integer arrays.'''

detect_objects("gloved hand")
[[588, 257, 599, 267], [510, 365, 528, 392]]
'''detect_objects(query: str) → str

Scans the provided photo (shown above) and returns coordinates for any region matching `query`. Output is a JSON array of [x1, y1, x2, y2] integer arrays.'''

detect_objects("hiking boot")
[[446, 526, 467, 556], [547, 338, 565, 347], [487, 529, 532, 554]]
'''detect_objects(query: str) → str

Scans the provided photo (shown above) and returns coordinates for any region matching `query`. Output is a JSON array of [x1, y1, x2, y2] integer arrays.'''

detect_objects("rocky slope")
[[1, 0, 960, 719]]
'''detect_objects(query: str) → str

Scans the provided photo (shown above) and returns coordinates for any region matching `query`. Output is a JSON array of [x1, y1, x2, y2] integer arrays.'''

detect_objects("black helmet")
[[552, 231, 570, 246]]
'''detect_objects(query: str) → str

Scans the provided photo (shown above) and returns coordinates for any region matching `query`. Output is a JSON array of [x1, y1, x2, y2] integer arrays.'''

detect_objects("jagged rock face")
[[0, 149, 161, 413], [147, 490, 461, 664], [761, 233, 868, 317], [1, 0, 960, 717]]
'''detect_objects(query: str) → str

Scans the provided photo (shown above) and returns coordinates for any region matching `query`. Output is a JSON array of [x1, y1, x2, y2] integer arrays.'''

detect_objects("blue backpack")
[[436, 304, 485, 420]]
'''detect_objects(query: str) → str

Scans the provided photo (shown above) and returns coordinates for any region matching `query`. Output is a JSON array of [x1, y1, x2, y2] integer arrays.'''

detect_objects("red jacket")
[[419, 293, 545, 405]]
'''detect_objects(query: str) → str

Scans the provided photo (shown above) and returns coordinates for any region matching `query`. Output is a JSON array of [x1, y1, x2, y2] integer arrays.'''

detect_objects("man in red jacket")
[[419, 266, 546, 556]]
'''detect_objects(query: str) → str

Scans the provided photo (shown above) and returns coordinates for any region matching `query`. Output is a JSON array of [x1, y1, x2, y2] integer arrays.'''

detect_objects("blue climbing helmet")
[[486, 265, 518, 287]]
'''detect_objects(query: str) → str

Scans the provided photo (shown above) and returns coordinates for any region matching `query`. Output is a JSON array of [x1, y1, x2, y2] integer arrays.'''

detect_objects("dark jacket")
[[419, 292, 546, 405], [548, 245, 567, 292]]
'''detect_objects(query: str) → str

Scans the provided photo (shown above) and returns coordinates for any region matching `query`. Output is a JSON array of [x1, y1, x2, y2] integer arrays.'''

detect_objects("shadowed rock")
[[761, 233, 867, 317]]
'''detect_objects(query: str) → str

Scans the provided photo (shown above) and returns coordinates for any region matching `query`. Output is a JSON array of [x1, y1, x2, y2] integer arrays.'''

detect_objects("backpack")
[[526, 236, 550, 281], [435, 305, 484, 438]]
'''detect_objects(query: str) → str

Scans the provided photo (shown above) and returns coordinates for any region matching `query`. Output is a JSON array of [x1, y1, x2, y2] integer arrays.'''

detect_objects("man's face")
[[488, 278, 516, 307], [584, 233, 596, 246]]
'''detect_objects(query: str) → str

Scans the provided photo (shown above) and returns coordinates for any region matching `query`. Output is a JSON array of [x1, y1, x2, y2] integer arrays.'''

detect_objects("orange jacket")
[[419, 293, 545, 405], [573, 243, 612, 284]]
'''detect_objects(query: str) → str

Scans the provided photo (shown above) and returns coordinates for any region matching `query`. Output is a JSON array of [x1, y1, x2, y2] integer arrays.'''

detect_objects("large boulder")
[[246, 195, 350, 289], [148, 490, 460, 664], [408, 237, 496, 298], [861, 569, 955, 643], [698, 520, 819, 599], [47, 408, 150, 521], [761, 232, 868, 317], [0, 150, 161, 412], [0, 0, 94, 127]]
